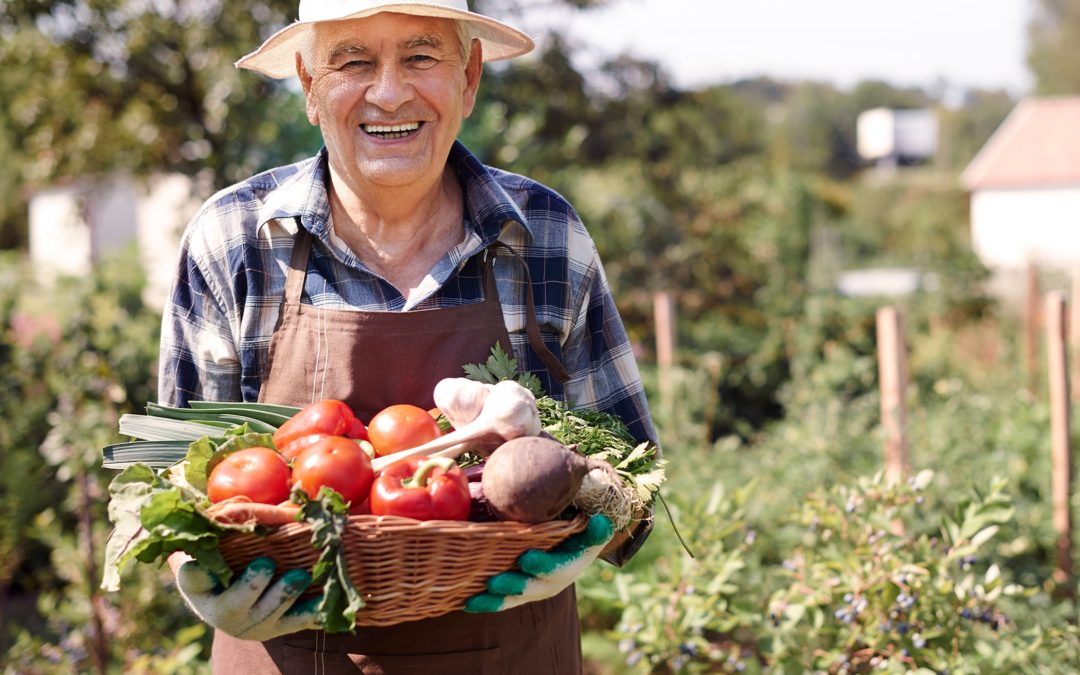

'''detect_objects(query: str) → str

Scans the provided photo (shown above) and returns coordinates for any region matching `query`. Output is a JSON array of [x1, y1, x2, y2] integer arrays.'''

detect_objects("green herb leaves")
[[296, 487, 365, 633], [101, 463, 253, 592], [462, 343, 544, 397]]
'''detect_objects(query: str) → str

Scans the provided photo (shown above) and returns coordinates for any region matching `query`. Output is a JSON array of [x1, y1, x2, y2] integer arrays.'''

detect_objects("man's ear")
[[296, 52, 319, 126], [462, 39, 483, 119]]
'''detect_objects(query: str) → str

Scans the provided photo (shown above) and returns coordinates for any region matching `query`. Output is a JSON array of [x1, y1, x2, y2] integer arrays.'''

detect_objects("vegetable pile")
[[101, 346, 667, 631]]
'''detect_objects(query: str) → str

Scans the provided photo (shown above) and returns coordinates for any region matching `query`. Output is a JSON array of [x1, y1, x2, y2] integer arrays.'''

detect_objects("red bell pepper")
[[370, 457, 471, 521], [273, 399, 368, 458]]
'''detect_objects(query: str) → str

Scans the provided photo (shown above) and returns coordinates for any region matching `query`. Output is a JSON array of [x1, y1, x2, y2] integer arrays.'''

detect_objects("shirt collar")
[[256, 149, 332, 237], [256, 142, 534, 245], [448, 141, 534, 245]]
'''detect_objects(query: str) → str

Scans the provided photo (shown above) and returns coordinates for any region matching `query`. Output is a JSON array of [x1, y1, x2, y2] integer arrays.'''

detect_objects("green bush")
[[580, 302, 1080, 673], [0, 251, 210, 673], [582, 470, 1080, 674]]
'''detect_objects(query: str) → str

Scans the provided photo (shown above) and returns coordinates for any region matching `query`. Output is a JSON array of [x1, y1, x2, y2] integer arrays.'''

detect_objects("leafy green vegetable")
[[538, 396, 666, 504], [186, 400, 302, 422], [102, 440, 192, 470], [144, 402, 280, 434], [101, 463, 257, 592], [296, 487, 364, 633], [127, 489, 234, 581], [102, 464, 163, 592], [181, 436, 218, 494]]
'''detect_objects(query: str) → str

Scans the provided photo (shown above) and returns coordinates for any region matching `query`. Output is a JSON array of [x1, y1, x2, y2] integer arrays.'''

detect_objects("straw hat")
[[236, 0, 535, 79]]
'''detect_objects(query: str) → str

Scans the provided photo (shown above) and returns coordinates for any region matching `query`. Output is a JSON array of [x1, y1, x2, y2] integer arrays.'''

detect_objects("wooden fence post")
[[1070, 269, 1080, 401], [876, 306, 910, 486], [654, 291, 677, 415], [700, 352, 723, 447], [1045, 292, 1074, 596], [1025, 261, 1040, 393]]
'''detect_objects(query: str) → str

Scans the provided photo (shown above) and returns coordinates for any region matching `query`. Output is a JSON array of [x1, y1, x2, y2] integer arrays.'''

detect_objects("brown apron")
[[211, 228, 582, 675]]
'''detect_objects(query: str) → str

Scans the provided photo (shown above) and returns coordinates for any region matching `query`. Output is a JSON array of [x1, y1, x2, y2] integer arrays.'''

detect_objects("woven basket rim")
[[216, 513, 590, 626], [239, 512, 588, 537]]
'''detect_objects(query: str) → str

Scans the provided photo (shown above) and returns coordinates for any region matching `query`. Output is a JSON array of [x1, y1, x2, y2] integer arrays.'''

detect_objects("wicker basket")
[[218, 513, 589, 627]]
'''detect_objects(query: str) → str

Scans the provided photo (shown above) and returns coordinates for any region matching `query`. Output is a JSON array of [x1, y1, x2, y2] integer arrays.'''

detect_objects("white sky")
[[517, 0, 1035, 95]]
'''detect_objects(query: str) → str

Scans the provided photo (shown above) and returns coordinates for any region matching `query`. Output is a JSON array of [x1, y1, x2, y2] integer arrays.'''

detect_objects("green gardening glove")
[[464, 514, 615, 613], [176, 556, 322, 641]]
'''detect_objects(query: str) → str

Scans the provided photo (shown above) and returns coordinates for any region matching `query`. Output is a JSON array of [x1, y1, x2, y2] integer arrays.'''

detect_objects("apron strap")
[[488, 241, 571, 385], [284, 224, 313, 304]]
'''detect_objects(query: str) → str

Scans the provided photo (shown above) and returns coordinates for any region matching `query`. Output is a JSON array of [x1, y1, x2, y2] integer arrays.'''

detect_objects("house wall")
[[28, 174, 201, 307], [90, 179, 140, 258], [970, 186, 1080, 269], [28, 177, 139, 280]]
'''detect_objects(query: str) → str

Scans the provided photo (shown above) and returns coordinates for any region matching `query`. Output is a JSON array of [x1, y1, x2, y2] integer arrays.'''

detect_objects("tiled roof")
[[960, 96, 1080, 190]]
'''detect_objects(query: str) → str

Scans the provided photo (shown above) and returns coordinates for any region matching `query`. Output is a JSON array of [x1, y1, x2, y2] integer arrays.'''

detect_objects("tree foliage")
[[0, 0, 324, 246], [1, 0, 322, 183], [1028, 0, 1080, 94]]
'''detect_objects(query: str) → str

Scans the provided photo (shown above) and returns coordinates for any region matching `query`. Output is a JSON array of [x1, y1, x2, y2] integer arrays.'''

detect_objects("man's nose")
[[365, 62, 412, 111]]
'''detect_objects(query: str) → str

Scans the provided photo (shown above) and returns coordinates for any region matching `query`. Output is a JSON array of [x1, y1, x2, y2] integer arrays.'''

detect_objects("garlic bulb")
[[372, 379, 541, 472], [433, 378, 494, 429]]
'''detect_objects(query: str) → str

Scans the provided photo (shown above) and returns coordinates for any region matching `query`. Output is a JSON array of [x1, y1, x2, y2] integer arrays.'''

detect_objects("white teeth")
[[364, 122, 420, 133]]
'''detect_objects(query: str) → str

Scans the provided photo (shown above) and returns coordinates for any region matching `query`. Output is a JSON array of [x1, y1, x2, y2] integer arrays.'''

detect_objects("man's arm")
[[560, 241, 659, 447], [157, 218, 244, 407], [559, 239, 660, 567]]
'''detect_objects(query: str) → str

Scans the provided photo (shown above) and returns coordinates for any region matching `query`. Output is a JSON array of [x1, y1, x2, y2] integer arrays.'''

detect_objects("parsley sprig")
[[295, 487, 364, 633]]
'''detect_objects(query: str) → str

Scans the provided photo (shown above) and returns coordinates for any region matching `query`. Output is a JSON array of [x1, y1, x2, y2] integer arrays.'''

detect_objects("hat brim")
[[235, 4, 534, 78]]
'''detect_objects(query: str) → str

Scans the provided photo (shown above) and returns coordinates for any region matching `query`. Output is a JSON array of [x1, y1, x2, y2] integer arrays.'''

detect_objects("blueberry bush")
[[577, 302, 1080, 673]]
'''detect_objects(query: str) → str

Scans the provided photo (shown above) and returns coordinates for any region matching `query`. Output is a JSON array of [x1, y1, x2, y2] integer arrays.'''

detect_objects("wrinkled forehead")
[[308, 12, 461, 58]]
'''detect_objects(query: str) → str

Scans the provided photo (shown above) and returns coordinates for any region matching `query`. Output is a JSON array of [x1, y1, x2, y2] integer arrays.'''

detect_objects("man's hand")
[[463, 514, 614, 613], [175, 556, 322, 641]]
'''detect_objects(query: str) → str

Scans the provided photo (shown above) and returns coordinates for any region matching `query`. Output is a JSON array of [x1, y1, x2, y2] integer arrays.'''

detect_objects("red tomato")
[[273, 400, 366, 450], [278, 432, 329, 461], [345, 417, 368, 441], [207, 447, 292, 505], [367, 404, 444, 457], [291, 436, 374, 504]]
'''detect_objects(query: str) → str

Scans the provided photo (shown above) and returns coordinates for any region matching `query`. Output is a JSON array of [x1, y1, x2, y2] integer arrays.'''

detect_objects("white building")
[[960, 96, 1080, 271], [856, 107, 939, 165], [28, 173, 201, 309], [29, 176, 139, 280]]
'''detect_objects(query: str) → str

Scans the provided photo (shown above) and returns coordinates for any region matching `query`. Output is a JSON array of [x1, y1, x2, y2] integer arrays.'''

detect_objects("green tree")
[[1, 0, 323, 182], [0, 0, 323, 246], [935, 89, 1016, 172], [1028, 0, 1080, 94]]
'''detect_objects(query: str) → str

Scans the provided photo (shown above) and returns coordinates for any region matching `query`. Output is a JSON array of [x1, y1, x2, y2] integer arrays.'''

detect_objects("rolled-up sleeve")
[[560, 239, 658, 447], [157, 212, 242, 407]]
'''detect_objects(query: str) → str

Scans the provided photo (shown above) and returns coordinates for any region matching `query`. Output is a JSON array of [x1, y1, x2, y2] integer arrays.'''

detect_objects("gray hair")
[[298, 18, 475, 76]]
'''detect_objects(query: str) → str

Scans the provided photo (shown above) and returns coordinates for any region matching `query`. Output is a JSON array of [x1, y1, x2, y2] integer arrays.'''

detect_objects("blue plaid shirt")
[[158, 141, 657, 444]]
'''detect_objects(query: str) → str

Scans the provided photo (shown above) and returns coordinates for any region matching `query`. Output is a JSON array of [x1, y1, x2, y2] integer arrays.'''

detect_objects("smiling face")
[[297, 13, 482, 197]]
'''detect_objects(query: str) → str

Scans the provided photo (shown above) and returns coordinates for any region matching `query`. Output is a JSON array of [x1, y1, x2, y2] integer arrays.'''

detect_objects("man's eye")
[[343, 60, 373, 69], [407, 54, 437, 66]]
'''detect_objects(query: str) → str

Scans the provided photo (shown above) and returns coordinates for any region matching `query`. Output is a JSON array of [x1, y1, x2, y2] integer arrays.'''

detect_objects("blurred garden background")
[[3, 0, 1080, 672]]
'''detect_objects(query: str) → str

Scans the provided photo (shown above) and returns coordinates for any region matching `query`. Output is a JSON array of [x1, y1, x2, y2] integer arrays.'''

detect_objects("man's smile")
[[362, 122, 423, 139]]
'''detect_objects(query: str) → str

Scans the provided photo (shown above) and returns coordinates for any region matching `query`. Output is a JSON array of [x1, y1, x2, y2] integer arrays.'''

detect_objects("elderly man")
[[158, 1, 657, 672]]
